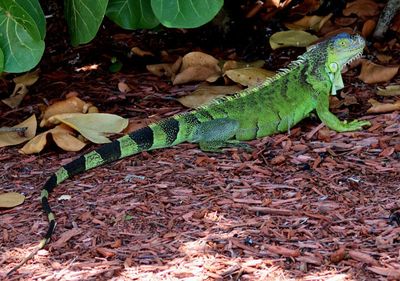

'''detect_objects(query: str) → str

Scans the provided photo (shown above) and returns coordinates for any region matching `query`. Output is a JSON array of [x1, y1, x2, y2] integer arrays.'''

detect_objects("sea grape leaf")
[[151, 0, 223, 28], [269, 30, 318, 50], [15, 0, 46, 39], [0, 0, 45, 72], [0, 192, 25, 208], [49, 113, 128, 143], [19, 124, 87, 154], [106, 0, 159, 29], [0, 48, 4, 73], [64, 0, 109, 46], [0, 114, 37, 147], [225, 67, 276, 87], [2, 70, 40, 108], [178, 85, 241, 108]]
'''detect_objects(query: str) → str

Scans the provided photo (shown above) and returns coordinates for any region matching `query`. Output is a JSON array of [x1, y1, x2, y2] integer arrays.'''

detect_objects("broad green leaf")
[[151, 0, 223, 28], [0, 192, 25, 208], [16, 0, 46, 39], [0, 48, 4, 73], [64, 0, 109, 46], [106, 0, 159, 29], [0, 0, 45, 72]]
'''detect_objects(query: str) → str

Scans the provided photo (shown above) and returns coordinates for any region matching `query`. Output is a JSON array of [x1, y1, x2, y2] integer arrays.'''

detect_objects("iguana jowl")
[[9, 32, 370, 274]]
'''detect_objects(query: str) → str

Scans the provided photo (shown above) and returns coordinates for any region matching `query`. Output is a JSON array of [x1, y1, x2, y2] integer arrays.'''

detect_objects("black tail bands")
[[7, 127, 153, 275]]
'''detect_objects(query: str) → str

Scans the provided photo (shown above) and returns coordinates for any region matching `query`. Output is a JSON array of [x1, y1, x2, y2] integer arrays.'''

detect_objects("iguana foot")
[[336, 120, 371, 132]]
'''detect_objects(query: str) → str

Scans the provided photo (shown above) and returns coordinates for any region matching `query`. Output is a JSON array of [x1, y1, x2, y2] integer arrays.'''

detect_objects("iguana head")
[[324, 32, 365, 71], [307, 32, 365, 95]]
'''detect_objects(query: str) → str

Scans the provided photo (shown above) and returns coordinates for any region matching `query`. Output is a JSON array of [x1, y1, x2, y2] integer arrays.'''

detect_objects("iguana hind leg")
[[192, 118, 248, 152]]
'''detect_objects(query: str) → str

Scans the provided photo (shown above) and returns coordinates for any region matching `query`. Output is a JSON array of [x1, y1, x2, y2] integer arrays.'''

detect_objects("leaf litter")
[[1, 3, 400, 280]]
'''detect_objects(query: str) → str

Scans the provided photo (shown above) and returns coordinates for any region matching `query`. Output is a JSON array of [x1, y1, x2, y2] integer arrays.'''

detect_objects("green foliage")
[[0, 0, 45, 73], [65, 0, 109, 46], [106, 0, 159, 29], [0, 0, 224, 73], [151, 0, 223, 28]]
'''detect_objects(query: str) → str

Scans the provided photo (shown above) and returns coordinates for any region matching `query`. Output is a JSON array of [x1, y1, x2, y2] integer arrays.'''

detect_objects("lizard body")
[[9, 32, 370, 274]]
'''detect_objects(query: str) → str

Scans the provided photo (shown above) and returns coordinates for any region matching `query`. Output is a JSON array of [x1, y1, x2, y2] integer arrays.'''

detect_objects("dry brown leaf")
[[269, 30, 319, 50], [0, 114, 37, 147], [0, 192, 25, 208], [178, 85, 241, 108], [343, 0, 380, 18], [2, 70, 40, 108], [362, 19, 376, 38], [118, 81, 131, 93], [173, 65, 221, 85], [367, 99, 400, 114], [377, 85, 400, 96], [19, 124, 86, 154], [130, 47, 154, 57], [222, 60, 265, 73], [146, 63, 173, 77], [285, 14, 332, 31], [41, 96, 97, 127], [376, 54, 393, 64], [334, 17, 357, 27], [225, 67, 275, 87], [330, 247, 346, 263], [180, 51, 219, 71], [358, 60, 399, 84]]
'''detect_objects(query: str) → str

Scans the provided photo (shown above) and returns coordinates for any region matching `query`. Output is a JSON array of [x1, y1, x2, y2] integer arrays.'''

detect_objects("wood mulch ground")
[[1, 20, 400, 281]]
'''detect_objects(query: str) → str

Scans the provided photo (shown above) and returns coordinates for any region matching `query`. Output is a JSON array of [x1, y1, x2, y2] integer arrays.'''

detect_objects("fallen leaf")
[[178, 85, 241, 108], [367, 99, 400, 114], [2, 70, 40, 108], [0, 114, 37, 147], [20, 124, 86, 154], [41, 96, 98, 127], [362, 19, 376, 38], [269, 30, 319, 50], [343, 0, 380, 18], [377, 85, 400, 96], [334, 17, 357, 27], [118, 81, 131, 93], [376, 54, 393, 64], [285, 14, 332, 31], [222, 60, 265, 73], [0, 192, 25, 208], [358, 60, 399, 84], [225, 67, 275, 87], [330, 247, 346, 263], [173, 65, 221, 85], [146, 57, 182, 78], [130, 47, 154, 57], [180, 51, 219, 71], [49, 113, 128, 143]]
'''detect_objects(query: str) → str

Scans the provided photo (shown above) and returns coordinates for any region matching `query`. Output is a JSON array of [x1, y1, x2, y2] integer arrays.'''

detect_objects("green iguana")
[[9, 32, 370, 274]]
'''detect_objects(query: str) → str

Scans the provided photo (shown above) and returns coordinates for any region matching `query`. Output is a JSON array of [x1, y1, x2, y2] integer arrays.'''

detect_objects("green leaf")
[[0, 0, 45, 73], [0, 48, 4, 73], [106, 0, 159, 29], [151, 0, 223, 28], [64, 0, 109, 46], [15, 0, 46, 39]]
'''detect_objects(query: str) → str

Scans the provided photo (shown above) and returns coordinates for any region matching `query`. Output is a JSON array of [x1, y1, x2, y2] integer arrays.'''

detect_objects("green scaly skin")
[[8, 32, 370, 274]]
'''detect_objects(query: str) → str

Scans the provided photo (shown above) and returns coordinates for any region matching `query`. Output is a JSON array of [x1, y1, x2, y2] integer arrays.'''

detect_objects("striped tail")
[[7, 118, 193, 275]]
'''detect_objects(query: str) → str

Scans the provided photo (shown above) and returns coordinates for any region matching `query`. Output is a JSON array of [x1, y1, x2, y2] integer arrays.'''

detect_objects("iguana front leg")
[[316, 93, 371, 132], [192, 118, 247, 152]]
